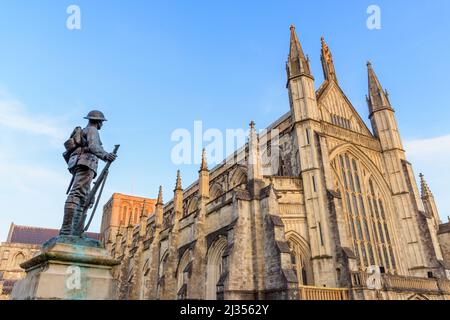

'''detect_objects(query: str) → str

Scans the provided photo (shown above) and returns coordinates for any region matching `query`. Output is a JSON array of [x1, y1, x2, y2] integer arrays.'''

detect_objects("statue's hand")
[[105, 153, 117, 162]]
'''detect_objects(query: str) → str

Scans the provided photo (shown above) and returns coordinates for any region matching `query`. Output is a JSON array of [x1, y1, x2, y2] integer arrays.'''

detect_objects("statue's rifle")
[[66, 174, 75, 195], [78, 144, 120, 233]]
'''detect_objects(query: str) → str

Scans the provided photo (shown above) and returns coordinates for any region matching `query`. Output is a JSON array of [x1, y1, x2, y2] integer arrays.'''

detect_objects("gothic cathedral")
[[101, 26, 450, 300]]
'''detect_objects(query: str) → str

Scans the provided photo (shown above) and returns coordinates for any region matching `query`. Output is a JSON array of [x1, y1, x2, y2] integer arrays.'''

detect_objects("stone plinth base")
[[11, 236, 120, 300]]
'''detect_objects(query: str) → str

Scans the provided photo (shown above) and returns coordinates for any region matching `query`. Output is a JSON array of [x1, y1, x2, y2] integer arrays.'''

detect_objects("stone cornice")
[[320, 122, 381, 152]]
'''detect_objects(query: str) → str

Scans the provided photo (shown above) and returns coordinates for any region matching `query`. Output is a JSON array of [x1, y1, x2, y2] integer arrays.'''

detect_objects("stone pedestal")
[[11, 236, 120, 300]]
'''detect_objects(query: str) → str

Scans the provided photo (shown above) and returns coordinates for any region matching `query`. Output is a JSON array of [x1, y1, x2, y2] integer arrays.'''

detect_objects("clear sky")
[[0, 0, 449, 241]]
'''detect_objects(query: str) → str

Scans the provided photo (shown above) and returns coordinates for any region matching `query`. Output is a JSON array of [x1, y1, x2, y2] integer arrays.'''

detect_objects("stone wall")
[[0, 242, 40, 299]]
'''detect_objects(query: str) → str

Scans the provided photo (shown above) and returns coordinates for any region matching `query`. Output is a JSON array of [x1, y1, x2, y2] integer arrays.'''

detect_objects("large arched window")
[[332, 152, 397, 273], [205, 237, 227, 300]]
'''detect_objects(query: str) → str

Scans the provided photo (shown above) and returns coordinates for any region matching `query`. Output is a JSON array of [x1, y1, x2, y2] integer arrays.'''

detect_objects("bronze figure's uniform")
[[60, 111, 115, 236]]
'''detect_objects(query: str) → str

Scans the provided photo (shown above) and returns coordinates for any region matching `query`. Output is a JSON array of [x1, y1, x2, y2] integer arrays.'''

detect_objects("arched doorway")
[[205, 237, 227, 300], [286, 233, 313, 286]]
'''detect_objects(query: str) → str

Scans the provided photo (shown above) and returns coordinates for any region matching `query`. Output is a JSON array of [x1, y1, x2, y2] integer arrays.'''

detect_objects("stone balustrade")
[[437, 278, 450, 292], [383, 274, 439, 292], [351, 271, 450, 294], [298, 285, 350, 300]]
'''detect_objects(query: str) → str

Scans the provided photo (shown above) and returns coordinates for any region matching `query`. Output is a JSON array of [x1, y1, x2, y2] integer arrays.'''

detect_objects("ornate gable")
[[317, 81, 373, 137]]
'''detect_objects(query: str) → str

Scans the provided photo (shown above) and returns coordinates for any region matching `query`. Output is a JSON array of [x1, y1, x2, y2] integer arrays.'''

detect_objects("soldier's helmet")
[[84, 110, 108, 122]]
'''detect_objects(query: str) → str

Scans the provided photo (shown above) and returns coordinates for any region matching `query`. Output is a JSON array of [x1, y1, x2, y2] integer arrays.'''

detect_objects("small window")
[[14, 253, 25, 266]]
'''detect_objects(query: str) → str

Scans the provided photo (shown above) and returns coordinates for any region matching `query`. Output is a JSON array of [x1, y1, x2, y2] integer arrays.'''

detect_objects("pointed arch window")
[[13, 252, 26, 267], [289, 245, 308, 285], [287, 236, 313, 286], [333, 153, 397, 273]]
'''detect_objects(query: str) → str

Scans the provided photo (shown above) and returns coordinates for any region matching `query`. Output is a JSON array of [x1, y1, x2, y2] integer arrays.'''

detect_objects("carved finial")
[[290, 24, 296, 30], [367, 60, 372, 67], [175, 170, 182, 191], [320, 36, 337, 83], [249, 120, 259, 152], [140, 199, 147, 218], [157, 186, 163, 205], [420, 173, 433, 199], [200, 148, 208, 171], [321, 37, 329, 56]]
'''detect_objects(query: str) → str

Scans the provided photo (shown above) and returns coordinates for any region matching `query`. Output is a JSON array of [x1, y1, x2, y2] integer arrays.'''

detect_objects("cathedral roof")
[[5, 224, 100, 245]]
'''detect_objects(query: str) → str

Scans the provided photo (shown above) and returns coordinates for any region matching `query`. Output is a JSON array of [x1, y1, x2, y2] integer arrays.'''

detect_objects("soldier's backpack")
[[63, 127, 83, 164]]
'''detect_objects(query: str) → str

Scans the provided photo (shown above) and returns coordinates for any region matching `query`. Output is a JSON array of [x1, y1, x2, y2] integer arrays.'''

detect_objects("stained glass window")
[[334, 153, 397, 273]]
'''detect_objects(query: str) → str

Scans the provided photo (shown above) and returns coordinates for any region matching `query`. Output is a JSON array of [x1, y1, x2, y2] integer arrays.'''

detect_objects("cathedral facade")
[[102, 26, 450, 300]]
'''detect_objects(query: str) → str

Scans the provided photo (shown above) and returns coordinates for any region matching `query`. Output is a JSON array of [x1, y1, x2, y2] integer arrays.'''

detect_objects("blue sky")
[[0, 0, 449, 241]]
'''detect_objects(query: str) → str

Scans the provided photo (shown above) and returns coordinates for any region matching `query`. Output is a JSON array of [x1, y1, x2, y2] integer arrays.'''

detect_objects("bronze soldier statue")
[[60, 110, 117, 237]]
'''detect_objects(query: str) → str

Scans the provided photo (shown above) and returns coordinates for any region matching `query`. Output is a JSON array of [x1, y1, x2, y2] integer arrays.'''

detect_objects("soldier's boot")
[[71, 206, 84, 237], [60, 203, 77, 236]]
